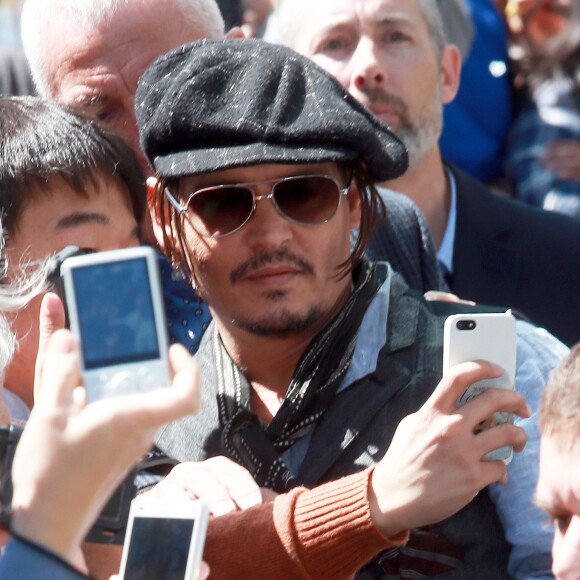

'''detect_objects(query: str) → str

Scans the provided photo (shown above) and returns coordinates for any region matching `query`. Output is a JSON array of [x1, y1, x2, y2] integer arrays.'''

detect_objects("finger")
[[34, 292, 66, 401], [476, 460, 509, 487], [458, 386, 530, 426], [204, 457, 262, 510], [139, 477, 193, 503], [426, 360, 505, 412], [168, 343, 196, 375], [35, 329, 81, 408], [182, 468, 238, 516], [90, 354, 200, 428], [199, 561, 210, 580], [473, 423, 528, 457], [423, 291, 476, 306], [424, 291, 462, 303]]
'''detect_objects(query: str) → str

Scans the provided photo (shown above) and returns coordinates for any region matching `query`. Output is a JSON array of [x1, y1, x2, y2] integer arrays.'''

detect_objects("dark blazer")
[[155, 273, 521, 578], [450, 165, 580, 346], [361, 188, 446, 293]]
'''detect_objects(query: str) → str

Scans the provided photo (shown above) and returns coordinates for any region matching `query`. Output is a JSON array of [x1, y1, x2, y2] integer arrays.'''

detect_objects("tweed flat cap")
[[136, 39, 408, 181]]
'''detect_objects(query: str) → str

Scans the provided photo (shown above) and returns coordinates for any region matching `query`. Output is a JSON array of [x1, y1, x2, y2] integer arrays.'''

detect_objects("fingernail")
[[238, 492, 262, 510], [213, 499, 236, 517]]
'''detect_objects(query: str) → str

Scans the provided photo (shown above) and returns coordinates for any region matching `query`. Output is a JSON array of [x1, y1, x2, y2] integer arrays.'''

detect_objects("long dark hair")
[[151, 160, 385, 284]]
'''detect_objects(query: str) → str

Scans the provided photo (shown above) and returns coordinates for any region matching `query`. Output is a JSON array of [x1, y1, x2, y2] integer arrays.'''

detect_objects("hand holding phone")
[[443, 312, 517, 463], [62, 246, 170, 402], [119, 499, 209, 580]]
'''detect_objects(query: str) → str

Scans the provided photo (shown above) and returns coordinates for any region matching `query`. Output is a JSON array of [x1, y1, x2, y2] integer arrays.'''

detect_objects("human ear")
[[440, 44, 462, 105], [146, 177, 174, 252], [347, 183, 362, 229]]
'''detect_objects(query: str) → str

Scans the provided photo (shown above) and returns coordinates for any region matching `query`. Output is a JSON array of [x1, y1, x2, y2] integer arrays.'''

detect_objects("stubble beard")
[[362, 83, 443, 167], [233, 292, 322, 338], [394, 84, 443, 167]]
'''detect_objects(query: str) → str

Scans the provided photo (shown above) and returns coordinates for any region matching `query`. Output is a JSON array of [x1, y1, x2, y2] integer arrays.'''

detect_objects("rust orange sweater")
[[204, 467, 408, 579]]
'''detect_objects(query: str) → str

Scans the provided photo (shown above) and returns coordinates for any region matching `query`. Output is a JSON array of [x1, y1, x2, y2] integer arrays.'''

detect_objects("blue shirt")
[[0, 538, 87, 579], [284, 265, 567, 578]]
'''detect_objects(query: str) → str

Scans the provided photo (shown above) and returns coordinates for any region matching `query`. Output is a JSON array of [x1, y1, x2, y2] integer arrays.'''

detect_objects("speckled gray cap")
[[135, 38, 408, 181]]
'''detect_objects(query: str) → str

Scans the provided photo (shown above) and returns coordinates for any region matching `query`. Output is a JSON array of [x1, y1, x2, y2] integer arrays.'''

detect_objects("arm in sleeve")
[[204, 466, 408, 579], [0, 537, 88, 580]]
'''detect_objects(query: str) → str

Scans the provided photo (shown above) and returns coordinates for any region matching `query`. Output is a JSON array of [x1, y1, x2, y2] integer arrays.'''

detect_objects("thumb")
[[34, 292, 66, 402]]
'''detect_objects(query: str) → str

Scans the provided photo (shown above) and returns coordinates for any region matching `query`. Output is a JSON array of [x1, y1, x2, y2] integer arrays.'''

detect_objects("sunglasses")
[[165, 173, 352, 238]]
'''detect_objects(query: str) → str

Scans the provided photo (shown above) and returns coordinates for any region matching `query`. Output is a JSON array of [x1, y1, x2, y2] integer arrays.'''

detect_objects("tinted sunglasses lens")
[[189, 187, 254, 237], [273, 176, 341, 224]]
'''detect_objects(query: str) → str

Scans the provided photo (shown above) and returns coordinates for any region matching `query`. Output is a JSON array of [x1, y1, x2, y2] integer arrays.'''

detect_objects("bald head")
[[21, 0, 226, 169]]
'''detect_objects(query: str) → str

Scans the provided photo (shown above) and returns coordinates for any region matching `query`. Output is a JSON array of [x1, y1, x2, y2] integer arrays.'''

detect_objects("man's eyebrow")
[[56, 212, 109, 229], [69, 92, 106, 108], [375, 14, 414, 28]]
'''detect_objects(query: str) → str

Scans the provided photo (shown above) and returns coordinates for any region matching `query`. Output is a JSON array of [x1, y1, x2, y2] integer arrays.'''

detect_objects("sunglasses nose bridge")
[[253, 190, 276, 204], [250, 189, 289, 223]]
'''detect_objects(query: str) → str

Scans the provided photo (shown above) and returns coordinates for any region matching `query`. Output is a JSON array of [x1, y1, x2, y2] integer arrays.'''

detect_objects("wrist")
[[11, 499, 85, 562], [368, 465, 409, 539]]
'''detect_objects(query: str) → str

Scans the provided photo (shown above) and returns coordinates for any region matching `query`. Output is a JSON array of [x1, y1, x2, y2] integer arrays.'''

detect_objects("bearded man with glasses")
[[136, 40, 566, 577]]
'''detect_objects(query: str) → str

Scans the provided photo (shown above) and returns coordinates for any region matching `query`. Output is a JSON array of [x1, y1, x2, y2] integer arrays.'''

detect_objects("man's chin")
[[233, 307, 321, 338]]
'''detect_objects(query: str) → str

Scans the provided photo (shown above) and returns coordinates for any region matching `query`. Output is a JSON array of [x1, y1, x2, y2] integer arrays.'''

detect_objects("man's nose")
[[350, 38, 388, 92], [242, 190, 293, 250]]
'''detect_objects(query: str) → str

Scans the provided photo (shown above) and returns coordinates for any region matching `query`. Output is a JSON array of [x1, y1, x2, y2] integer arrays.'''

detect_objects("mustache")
[[230, 248, 314, 284], [358, 87, 408, 116]]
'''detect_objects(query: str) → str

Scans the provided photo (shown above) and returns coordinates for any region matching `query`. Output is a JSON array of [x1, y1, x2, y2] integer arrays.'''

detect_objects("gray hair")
[[0, 232, 47, 377], [276, 0, 446, 59], [21, 0, 225, 96]]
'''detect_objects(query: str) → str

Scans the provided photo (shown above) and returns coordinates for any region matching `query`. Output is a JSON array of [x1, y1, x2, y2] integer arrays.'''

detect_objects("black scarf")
[[214, 261, 381, 492]]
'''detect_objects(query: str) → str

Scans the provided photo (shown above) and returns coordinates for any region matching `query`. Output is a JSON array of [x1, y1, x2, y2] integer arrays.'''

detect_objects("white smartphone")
[[119, 500, 209, 580], [443, 311, 517, 463], [61, 246, 170, 402]]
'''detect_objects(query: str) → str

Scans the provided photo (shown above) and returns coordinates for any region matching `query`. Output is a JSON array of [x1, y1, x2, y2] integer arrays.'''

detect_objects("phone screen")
[[123, 516, 195, 579], [70, 257, 160, 369]]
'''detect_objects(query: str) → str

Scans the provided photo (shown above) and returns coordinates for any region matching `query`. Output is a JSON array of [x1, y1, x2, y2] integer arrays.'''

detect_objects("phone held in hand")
[[119, 499, 209, 580], [61, 246, 170, 402], [443, 311, 517, 463]]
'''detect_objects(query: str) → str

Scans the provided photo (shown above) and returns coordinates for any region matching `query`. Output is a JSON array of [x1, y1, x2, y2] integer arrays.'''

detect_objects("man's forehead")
[[45, 5, 202, 101], [290, 0, 424, 50], [537, 433, 580, 511], [293, 0, 418, 28]]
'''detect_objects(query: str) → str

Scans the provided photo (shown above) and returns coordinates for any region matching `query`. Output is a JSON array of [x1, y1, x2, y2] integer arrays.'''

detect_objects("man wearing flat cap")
[[136, 39, 565, 577]]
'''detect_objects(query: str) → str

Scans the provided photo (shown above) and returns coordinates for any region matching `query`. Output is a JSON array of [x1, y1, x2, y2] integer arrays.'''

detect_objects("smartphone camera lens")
[[456, 319, 476, 331]]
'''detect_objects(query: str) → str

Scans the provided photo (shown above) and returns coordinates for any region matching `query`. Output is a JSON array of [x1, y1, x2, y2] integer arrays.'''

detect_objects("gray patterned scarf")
[[213, 261, 380, 492]]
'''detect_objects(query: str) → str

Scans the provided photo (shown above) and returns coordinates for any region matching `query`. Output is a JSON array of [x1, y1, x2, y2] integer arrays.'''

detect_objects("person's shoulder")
[[454, 165, 580, 240], [516, 320, 569, 375], [376, 186, 424, 217]]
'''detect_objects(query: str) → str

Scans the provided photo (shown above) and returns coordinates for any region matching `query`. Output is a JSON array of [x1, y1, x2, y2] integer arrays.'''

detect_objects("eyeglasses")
[[165, 173, 352, 238]]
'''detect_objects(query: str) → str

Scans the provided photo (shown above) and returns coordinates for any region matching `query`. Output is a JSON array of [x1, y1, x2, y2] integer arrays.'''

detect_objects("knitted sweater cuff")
[[274, 467, 408, 578]]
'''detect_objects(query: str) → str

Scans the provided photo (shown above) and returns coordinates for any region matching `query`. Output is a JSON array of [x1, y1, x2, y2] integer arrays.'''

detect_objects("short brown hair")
[[540, 343, 580, 442]]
